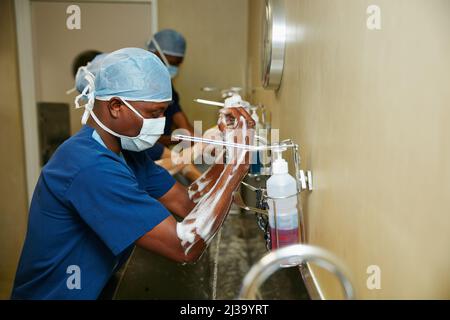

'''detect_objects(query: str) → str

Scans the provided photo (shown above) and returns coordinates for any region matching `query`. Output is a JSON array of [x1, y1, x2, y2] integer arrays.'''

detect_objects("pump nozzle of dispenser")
[[221, 87, 242, 99], [271, 144, 288, 162]]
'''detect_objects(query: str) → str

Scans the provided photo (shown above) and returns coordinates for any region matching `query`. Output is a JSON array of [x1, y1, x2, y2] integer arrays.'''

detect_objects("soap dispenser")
[[266, 151, 299, 250]]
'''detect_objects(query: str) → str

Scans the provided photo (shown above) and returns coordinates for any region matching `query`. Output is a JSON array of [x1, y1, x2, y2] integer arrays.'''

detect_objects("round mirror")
[[261, 0, 286, 90]]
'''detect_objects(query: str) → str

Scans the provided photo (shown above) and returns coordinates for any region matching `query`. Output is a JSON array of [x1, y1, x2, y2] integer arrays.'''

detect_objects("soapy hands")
[[218, 106, 255, 167], [218, 106, 256, 134], [188, 107, 255, 203]]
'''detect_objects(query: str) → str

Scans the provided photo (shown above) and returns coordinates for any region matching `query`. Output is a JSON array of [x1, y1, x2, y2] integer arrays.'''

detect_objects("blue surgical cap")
[[75, 47, 172, 124], [75, 53, 107, 93], [147, 29, 186, 57], [95, 48, 172, 102]]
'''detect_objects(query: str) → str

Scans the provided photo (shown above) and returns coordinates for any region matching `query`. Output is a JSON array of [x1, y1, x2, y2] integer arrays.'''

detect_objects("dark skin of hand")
[[87, 98, 254, 263]]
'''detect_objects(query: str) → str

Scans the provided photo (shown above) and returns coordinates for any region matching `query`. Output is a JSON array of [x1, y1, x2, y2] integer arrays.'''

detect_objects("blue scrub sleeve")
[[142, 158, 176, 198], [65, 162, 171, 256], [123, 150, 176, 198]]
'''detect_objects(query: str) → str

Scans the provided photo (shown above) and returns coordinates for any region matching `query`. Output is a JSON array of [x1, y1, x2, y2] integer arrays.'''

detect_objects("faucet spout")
[[239, 244, 355, 300]]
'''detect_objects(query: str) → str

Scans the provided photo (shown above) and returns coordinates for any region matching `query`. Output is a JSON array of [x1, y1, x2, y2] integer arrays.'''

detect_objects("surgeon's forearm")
[[136, 214, 205, 264], [187, 161, 224, 203], [158, 182, 195, 219], [176, 160, 249, 258]]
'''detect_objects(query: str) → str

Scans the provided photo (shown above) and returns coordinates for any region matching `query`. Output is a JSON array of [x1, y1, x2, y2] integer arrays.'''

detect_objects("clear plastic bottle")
[[267, 155, 299, 250]]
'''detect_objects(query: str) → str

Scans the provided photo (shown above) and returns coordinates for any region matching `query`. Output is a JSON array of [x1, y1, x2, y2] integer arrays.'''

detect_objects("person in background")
[[147, 29, 194, 146], [71, 49, 202, 182]]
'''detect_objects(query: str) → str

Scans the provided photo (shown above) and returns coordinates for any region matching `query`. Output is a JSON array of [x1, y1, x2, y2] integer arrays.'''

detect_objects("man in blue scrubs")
[[147, 29, 194, 146], [11, 48, 254, 299]]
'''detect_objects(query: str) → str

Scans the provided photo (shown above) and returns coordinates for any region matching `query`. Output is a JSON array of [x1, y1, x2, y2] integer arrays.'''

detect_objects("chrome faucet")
[[238, 244, 355, 300]]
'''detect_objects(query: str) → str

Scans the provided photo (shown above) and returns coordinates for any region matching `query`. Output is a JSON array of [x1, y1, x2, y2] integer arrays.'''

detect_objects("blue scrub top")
[[163, 87, 182, 136], [146, 142, 164, 161], [11, 125, 176, 300]]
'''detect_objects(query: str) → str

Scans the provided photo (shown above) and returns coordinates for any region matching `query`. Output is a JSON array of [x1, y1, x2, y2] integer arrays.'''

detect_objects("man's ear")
[[107, 97, 123, 119]]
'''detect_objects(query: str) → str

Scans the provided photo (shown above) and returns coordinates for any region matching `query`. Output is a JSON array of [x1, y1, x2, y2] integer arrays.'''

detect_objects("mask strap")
[[120, 99, 145, 120], [151, 37, 171, 68], [88, 98, 148, 140], [89, 110, 135, 139], [74, 67, 96, 125], [66, 87, 76, 95]]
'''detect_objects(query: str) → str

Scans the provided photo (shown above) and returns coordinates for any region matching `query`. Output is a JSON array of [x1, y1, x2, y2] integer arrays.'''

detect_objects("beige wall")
[[0, 0, 29, 299], [247, 0, 450, 299], [32, 0, 249, 134], [31, 1, 154, 134], [158, 0, 249, 129]]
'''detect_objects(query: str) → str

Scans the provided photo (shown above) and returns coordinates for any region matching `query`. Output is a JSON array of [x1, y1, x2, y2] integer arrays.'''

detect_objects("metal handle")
[[298, 170, 313, 191], [233, 191, 268, 216], [193, 98, 225, 107], [238, 244, 355, 300]]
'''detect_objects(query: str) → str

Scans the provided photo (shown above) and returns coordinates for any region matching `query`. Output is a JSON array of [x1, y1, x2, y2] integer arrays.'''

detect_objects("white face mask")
[[89, 99, 166, 152]]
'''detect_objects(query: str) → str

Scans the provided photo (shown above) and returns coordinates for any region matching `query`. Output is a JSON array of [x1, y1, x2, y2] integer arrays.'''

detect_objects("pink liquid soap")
[[270, 227, 299, 250]]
